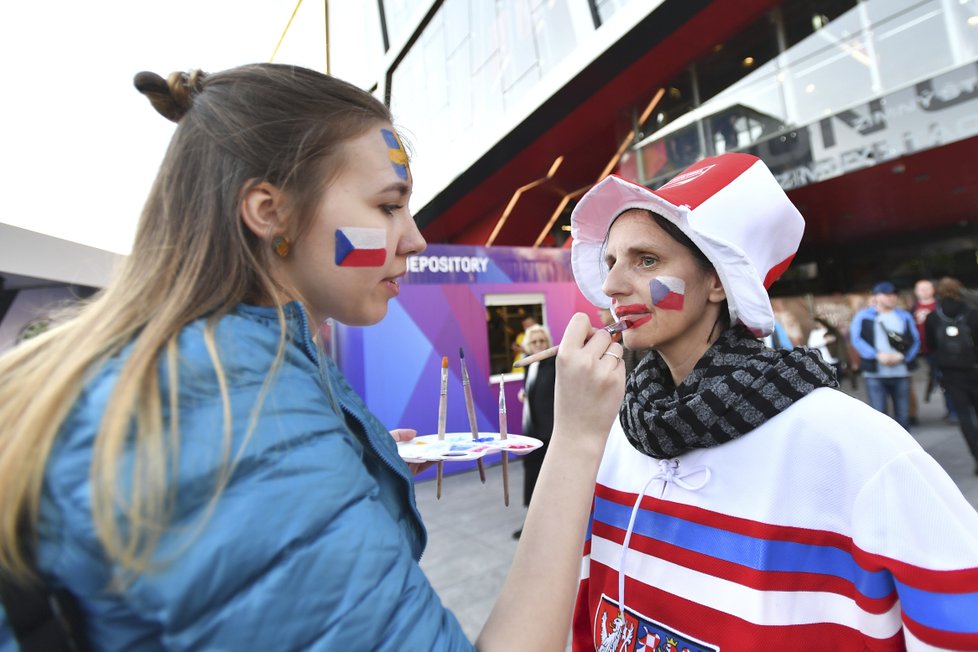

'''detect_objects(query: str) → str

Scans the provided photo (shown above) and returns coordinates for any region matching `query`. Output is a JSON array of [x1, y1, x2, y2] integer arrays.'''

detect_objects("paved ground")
[[415, 369, 978, 643]]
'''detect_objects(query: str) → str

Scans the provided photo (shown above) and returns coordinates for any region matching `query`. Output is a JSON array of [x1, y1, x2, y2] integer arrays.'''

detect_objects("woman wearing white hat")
[[569, 153, 978, 650]]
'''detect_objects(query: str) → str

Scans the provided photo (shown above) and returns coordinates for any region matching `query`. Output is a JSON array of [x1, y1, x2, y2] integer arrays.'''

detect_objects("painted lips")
[[613, 303, 653, 329]]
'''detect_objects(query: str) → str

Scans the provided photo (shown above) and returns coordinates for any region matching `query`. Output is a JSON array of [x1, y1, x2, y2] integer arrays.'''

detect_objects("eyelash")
[[381, 204, 403, 216], [605, 254, 658, 270]]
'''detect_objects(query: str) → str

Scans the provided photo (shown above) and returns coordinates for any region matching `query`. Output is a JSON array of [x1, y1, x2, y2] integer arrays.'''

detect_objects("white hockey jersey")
[[573, 388, 978, 651]]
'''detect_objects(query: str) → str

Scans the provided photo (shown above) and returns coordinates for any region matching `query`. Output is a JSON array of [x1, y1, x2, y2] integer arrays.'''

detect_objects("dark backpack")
[[935, 305, 977, 369]]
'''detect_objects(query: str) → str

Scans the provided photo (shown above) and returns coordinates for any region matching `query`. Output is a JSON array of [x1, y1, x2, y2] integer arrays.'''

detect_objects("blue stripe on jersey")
[[895, 579, 978, 634], [593, 496, 894, 599]]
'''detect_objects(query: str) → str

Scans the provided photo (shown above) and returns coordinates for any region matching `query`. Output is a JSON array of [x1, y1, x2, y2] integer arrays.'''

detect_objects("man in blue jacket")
[[850, 281, 920, 430]]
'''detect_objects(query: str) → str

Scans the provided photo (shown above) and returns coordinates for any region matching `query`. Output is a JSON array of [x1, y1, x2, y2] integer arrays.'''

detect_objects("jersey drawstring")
[[617, 459, 711, 618]]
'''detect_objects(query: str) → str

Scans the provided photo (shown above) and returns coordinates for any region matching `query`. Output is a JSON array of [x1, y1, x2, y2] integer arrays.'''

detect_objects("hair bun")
[[133, 69, 207, 123]]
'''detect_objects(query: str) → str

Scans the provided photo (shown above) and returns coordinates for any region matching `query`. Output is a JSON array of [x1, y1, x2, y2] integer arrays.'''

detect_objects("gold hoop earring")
[[272, 235, 290, 258]]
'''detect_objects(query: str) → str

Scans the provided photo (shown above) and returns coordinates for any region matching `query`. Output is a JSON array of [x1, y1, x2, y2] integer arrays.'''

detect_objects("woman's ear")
[[240, 181, 289, 240], [706, 270, 727, 304]]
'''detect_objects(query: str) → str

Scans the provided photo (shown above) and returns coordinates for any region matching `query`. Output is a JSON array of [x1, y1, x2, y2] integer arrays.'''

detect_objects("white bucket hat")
[[570, 153, 804, 337]]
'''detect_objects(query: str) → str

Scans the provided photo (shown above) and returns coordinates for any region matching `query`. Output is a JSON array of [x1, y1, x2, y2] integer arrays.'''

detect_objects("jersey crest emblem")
[[593, 594, 719, 652]]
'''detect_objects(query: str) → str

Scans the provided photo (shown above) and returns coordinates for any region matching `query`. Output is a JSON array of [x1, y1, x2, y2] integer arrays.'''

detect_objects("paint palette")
[[397, 432, 543, 463]]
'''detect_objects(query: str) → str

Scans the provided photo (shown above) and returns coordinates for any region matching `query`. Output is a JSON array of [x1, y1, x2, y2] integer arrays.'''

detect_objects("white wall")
[[1, 223, 123, 288]]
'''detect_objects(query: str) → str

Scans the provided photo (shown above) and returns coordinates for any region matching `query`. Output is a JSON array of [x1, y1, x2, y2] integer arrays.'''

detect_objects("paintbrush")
[[459, 348, 487, 484], [498, 374, 509, 506], [436, 355, 448, 500], [513, 319, 631, 368]]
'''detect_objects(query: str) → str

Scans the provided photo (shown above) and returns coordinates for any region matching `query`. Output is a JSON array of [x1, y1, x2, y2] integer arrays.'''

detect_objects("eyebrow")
[[376, 181, 411, 197]]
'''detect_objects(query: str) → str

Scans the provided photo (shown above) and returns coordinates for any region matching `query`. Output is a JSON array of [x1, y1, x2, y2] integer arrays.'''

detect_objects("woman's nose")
[[601, 263, 625, 298], [397, 214, 427, 256]]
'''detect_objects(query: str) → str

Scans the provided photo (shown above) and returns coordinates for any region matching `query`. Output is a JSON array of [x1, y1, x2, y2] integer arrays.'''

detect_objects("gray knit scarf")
[[620, 325, 839, 459]]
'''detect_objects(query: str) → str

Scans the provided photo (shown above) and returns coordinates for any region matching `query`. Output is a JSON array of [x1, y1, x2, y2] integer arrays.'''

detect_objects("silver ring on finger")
[[601, 351, 622, 363]]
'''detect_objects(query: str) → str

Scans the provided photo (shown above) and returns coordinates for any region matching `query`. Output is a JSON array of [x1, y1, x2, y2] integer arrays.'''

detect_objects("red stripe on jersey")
[[853, 547, 978, 593], [903, 612, 978, 650]]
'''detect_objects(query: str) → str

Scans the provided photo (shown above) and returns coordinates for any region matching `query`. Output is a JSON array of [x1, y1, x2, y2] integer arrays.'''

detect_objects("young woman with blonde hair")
[[0, 63, 624, 650]]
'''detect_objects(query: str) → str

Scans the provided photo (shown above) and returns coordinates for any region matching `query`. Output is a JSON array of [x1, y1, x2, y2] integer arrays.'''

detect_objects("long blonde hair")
[[0, 64, 392, 582]]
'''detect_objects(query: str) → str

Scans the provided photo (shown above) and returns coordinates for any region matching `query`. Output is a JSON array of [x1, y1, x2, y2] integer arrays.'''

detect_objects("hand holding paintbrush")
[[513, 319, 630, 368]]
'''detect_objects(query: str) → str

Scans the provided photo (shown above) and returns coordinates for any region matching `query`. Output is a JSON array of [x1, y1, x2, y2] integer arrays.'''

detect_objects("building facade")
[[328, 0, 978, 293]]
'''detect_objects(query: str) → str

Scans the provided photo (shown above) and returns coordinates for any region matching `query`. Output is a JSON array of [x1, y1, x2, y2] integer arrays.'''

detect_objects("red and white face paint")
[[334, 226, 387, 267], [650, 276, 686, 311]]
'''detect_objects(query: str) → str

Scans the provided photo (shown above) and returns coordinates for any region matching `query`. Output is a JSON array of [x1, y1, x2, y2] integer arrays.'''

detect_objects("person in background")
[[914, 278, 957, 423], [925, 276, 978, 475], [850, 281, 920, 430], [0, 64, 626, 651], [567, 153, 978, 649], [513, 324, 556, 539], [806, 316, 844, 379], [510, 314, 538, 371]]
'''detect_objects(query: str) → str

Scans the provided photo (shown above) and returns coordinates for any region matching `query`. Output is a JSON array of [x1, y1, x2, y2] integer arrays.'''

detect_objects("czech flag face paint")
[[650, 276, 686, 311], [381, 128, 411, 183], [335, 227, 387, 267]]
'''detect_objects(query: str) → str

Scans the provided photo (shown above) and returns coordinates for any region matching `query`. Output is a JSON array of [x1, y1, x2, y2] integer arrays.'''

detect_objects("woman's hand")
[[477, 313, 626, 651], [390, 428, 434, 475], [552, 313, 626, 452]]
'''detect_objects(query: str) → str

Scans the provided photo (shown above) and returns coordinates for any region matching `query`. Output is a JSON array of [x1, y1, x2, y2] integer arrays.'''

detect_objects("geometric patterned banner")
[[335, 244, 596, 480]]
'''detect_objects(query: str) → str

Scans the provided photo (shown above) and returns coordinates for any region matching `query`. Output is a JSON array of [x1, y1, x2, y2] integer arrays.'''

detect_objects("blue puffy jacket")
[[0, 303, 472, 651]]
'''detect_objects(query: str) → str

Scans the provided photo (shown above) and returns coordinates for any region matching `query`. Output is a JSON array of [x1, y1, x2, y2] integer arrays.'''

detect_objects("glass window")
[[498, 3, 539, 93], [706, 71, 788, 154], [443, 0, 470, 55], [421, 20, 449, 113], [650, 77, 696, 134], [485, 299, 545, 376], [596, 0, 643, 24], [781, 0, 859, 48], [469, 1, 502, 73], [327, 2, 384, 89], [382, 0, 426, 45], [532, 0, 578, 74], [445, 34, 474, 135], [390, 0, 583, 183], [634, 0, 978, 194], [872, 0, 954, 90], [696, 19, 781, 103], [471, 51, 506, 124], [943, 0, 978, 64]]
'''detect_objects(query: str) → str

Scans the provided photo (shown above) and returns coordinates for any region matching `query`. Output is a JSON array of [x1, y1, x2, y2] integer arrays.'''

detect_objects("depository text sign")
[[403, 244, 574, 285]]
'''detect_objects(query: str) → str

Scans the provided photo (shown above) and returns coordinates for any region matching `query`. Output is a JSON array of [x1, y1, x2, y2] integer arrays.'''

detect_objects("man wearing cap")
[[568, 154, 978, 649], [850, 281, 920, 430]]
